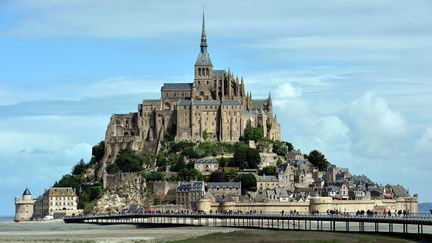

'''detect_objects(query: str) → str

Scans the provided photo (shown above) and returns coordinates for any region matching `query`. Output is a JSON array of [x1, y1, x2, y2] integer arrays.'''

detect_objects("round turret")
[[22, 187, 32, 201], [15, 187, 35, 221]]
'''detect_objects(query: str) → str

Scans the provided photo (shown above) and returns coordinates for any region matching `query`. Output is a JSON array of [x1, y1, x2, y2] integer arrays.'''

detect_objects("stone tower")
[[14, 187, 35, 221], [194, 11, 214, 100]]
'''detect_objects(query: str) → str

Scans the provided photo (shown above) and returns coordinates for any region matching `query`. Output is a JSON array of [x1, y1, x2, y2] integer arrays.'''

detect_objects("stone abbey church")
[[101, 14, 280, 172]]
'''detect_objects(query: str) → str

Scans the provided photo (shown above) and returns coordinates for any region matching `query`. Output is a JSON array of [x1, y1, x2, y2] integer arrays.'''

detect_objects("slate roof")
[[177, 181, 204, 192], [391, 185, 410, 197], [255, 192, 267, 202], [23, 188, 31, 196], [178, 99, 240, 106], [213, 70, 227, 76], [45, 187, 76, 197], [162, 83, 193, 90], [257, 175, 278, 182], [266, 189, 276, 197], [252, 99, 268, 110], [208, 182, 241, 189], [195, 52, 212, 66], [222, 99, 241, 105], [195, 158, 218, 164], [275, 187, 289, 197]]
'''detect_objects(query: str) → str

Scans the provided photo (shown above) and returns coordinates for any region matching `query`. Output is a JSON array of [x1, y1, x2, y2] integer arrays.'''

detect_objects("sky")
[[1, 0, 431, 215]]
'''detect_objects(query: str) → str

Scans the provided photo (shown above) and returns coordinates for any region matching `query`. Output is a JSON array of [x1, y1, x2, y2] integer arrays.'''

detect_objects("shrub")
[[143, 171, 165, 181], [209, 171, 225, 182], [308, 150, 330, 171], [107, 149, 146, 173], [234, 173, 257, 194], [72, 159, 87, 175], [259, 165, 276, 176], [244, 124, 263, 142], [231, 146, 260, 169]]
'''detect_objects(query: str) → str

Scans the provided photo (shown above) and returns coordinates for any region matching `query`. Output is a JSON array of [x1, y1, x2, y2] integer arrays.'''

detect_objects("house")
[[287, 149, 304, 161], [322, 185, 340, 198], [384, 184, 410, 199], [349, 189, 367, 200], [256, 175, 278, 191], [294, 169, 315, 188], [176, 181, 205, 209], [276, 163, 295, 190], [194, 158, 219, 175], [207, 182, 241, 203], [33, 187, 81, 219], [275, 187, 290, 202]]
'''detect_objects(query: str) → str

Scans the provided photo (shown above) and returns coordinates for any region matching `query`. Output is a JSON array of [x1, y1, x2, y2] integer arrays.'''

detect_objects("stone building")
[[33, 187, 80, 218], [207, 182, 241, 202], [194, 158, 219, 175], [98, 13, 280, 180], [14, 188, 35, 221], [176, 181, 205, 210], [257, 175, 278, 191]]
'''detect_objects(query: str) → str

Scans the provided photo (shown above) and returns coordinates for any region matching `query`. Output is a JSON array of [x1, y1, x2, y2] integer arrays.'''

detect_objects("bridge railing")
[[65, 211, 432, 221]]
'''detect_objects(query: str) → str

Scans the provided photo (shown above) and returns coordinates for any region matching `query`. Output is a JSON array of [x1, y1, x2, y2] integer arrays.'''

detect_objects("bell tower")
[[194, 11, 213, 99]]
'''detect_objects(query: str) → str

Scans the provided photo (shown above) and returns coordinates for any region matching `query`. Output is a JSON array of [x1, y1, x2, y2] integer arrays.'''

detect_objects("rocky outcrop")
[[93, 173, 153, 214]]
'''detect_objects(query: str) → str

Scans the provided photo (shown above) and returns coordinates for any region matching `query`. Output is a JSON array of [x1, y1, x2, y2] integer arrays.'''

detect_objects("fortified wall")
[[198, 197, 418, 214]]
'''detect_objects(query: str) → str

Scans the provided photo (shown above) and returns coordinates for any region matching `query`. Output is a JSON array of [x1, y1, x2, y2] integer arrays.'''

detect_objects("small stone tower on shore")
[[14, 187, 35, 221]]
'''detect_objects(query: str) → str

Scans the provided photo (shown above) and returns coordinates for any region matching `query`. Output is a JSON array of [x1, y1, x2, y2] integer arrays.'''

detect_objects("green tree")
[[285, 142, 294, 152], [224, 170, 238, 182], [54, 174, 85, 193], [163, 189, 177, 204], [143, 171, 165, 181], [307, 150, 330, 171], [231, 146, 260, 169], [178, 168, 203, 181], [92, 141, 105, 162], [276, 158, 283, 167], [234, 173, 257, 194], [244, 125, 263, 142], [260, 165, 276, 176], [272, 141, 288, 156], [209, 171, 225, 182], [72, 159, 87, 175], [171, 158, 187, 172], [107, 149, 146, 173]]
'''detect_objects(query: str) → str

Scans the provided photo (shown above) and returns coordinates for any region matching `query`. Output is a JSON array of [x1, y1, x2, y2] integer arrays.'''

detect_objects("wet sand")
[[0, 221, 235, 242]]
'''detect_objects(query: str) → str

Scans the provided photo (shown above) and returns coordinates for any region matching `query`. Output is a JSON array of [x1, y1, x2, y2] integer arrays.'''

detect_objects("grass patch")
[[169, 229, 413, 243]]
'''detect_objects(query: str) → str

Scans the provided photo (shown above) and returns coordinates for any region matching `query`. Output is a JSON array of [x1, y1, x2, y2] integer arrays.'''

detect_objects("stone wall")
[[198, 196, 418, 214], [149, 181, 179, 197]]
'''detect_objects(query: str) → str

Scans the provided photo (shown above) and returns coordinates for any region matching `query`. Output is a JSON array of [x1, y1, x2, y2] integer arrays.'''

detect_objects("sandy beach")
[[0, 221, 235, 242]]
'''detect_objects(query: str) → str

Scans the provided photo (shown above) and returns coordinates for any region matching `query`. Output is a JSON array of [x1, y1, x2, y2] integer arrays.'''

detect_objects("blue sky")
[[1, 0, 432, 215]]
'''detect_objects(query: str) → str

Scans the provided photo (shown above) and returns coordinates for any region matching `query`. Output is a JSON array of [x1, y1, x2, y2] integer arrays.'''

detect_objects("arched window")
[[206, 68, 209, 76]]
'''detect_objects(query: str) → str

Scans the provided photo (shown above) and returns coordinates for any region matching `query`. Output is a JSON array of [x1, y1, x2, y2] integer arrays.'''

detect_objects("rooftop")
[[162, 83, 193, 90], [195, 158, 218, 164]]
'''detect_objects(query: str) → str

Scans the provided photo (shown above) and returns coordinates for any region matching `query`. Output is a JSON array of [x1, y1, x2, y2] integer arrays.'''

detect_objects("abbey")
[[100, 14, 280, 174]]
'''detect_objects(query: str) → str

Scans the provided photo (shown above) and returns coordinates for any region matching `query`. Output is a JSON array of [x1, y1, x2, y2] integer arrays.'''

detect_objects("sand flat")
[[0, 221, 235, 242]]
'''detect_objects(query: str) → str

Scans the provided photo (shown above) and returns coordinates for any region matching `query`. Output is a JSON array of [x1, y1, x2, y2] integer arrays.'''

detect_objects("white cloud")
[[414, 127, 432, 155], [276, 83, 302, 99], [345, 92, 408, 158]]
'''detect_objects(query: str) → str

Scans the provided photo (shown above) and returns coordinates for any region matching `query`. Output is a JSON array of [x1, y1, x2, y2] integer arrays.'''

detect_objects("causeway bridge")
[[64, 212, 432, 235]]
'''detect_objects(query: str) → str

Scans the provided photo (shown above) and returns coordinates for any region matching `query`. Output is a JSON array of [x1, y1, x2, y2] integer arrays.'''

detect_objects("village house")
[[207, 182, 241, 202], [256, 175, 278, 191], [194, 158, 219, 175], [176, 181, 205, 210]]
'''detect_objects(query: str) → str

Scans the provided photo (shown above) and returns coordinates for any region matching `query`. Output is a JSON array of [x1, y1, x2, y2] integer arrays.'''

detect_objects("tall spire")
[[200, 10, 207, 54], [195, 9, 212, 66]]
